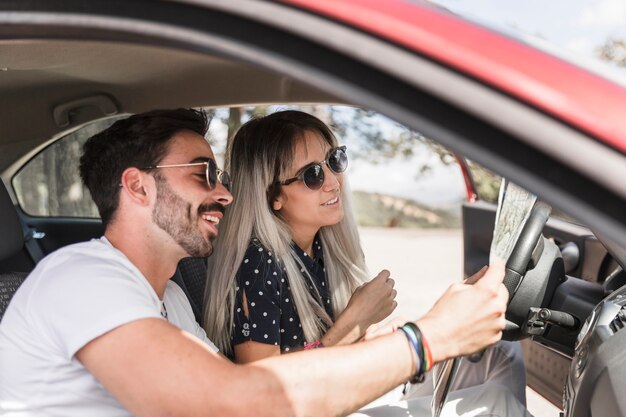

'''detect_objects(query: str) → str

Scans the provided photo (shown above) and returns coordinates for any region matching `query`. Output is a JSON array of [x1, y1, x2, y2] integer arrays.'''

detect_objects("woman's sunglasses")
[[276, 146, 348, 190], [142, 159, 231, 191]]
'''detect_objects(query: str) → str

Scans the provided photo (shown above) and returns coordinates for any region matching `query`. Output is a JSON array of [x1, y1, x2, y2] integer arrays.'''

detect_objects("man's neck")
[[104, 228, 181, 299]]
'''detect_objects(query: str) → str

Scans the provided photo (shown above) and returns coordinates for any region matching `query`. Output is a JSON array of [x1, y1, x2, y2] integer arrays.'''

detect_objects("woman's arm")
[[235, 269, 398, 362], [234, 290, 281, 363], [230, 243, 284, 363], [234, 340, 281, 363]]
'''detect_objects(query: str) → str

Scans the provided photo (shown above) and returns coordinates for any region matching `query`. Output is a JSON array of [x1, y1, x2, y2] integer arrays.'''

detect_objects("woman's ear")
[[272, 196, 283, 211]]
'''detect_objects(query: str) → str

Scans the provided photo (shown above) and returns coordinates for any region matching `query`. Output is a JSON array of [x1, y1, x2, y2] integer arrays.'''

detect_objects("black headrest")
[[0, 182, 24, 260]]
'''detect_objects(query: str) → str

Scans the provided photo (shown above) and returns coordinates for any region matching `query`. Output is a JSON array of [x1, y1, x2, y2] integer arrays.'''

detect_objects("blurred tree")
[[13, 117, 118, 217], [220, 105, 270, 150], [12, 105, 474, 224], [226, 107, 243, 145], [217, 105, 456, 176], [466, 161, 500, 203], [596, 38, 626, 67]]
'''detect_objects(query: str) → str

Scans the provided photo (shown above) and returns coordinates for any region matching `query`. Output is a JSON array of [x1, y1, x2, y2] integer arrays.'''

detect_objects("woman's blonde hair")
[[204, 110, 368, 355]]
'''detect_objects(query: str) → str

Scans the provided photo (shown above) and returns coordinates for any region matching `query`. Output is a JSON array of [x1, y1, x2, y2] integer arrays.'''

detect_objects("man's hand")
[[362, 316, 406, 341], [415, 262, 508, 363]]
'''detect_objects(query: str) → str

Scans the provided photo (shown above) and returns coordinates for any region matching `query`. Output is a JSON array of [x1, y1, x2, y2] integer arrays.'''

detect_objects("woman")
[[204, 110, 397, 362], [205, 110, 527, 410]]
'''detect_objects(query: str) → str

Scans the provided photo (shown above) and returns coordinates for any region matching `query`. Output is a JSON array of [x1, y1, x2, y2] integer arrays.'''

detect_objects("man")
[[0, 109, 522, 416]]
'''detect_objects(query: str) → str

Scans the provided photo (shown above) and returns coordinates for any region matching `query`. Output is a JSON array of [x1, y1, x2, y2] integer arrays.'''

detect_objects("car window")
[[278, 106, 466, 317], [205, 105, 466, 226], [205, 104, 467, 317], [12, 105, 468, 239], [465, 160, 501, 204], [12, 116, 124, 217], [465, 158, 578, 224]]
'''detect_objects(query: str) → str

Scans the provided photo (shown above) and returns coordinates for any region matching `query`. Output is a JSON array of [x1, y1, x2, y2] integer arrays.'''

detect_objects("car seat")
[[0, 181, 28, 321], [0, 178, 209, 325], [171, 257, 208, 327]]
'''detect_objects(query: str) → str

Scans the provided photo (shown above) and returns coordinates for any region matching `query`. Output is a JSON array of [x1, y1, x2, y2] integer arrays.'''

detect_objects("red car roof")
[[281, 0, 626, 154]]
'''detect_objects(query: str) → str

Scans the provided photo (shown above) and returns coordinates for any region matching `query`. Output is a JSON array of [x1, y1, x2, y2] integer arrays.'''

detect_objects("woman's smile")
[[321, 195, 340, 207]]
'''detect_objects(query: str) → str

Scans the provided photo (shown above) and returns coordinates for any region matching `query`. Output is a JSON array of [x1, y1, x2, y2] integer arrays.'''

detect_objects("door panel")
[[22, 214, 103, 257], [462, 200, 495, 277], [522, 340, 570, 408], [0, 211, 102, 275]]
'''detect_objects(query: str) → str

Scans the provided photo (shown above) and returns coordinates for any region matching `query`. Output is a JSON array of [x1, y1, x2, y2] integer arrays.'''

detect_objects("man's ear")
[[120, 167, 152, 206]]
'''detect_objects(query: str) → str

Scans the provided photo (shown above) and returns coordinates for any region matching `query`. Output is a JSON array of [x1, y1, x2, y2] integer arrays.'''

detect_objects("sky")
[[348, 151, 465, 207], [434, 0, 626, 50]]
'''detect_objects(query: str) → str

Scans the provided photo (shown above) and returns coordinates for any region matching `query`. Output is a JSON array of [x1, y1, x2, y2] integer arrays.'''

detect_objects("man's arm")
[[79, 318, 414, 417], [77, 263, 507, 417]]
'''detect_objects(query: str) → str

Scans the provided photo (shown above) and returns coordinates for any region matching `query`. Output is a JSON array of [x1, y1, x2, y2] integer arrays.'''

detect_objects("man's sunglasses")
[[142, 159, 231, 191], [275, 146, 348, 191]]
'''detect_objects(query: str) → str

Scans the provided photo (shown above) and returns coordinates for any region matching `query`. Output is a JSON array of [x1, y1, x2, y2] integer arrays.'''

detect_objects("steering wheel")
[[502, 201, 553, 338], [432, 202, 558, 417]]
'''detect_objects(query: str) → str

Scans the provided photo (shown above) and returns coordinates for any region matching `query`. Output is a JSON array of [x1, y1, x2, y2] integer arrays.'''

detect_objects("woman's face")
[[272, 130, 344, 239]]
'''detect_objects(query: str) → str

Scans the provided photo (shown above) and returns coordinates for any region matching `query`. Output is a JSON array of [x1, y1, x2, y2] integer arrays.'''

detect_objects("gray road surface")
[[359, 227, 462, 320]]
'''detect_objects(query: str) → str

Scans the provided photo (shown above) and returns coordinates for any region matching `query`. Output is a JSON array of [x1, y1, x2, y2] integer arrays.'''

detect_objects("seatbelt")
[[22, 227, 45, 264]]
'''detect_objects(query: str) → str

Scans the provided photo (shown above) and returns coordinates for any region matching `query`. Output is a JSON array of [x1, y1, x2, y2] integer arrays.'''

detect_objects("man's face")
[[152, 176, 218, 257], [150, 131, 233, 257]]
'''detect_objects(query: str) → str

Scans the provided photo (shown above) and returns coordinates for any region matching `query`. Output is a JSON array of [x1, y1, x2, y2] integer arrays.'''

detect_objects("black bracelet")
[[398, 326, 425, 383], [403, 322, 430, 375]]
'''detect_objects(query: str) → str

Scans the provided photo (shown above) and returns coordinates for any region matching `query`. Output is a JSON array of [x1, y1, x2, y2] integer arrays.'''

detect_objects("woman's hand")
[[345, 270, 398, 328], [322, 270, 397, 346]]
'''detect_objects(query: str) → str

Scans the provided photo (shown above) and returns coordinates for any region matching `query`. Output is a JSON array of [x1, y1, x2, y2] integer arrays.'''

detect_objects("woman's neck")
[[291, 228, 318, 258]]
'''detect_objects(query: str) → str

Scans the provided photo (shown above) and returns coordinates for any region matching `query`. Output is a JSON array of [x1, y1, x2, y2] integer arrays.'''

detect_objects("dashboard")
[[523, 219, 626, 415], [564, 283, 626, 417]]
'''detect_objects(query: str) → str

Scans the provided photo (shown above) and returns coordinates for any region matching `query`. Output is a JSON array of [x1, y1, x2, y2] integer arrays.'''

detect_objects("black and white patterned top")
[[231, 237, 333, 354]]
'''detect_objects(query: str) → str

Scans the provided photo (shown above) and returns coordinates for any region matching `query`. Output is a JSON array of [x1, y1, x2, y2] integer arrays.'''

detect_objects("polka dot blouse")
[[231, 237, 333, 353]]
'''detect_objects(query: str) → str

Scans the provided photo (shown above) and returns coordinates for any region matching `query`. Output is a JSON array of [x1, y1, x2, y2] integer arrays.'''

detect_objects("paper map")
[[489, 180, 537, 265]]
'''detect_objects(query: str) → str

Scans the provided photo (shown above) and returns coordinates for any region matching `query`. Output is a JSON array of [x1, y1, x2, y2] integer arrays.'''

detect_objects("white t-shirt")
[[163, 279, 217, 350], [0, 237, 217, 417]]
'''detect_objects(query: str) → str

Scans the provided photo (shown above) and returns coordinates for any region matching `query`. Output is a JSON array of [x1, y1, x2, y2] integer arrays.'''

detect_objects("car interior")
[[0, 181, 28, 319], [1, 3, 626, 416]]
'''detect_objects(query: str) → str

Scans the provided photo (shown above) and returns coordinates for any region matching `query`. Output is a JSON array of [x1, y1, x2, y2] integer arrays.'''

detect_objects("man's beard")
[[152, 177, 212, 257]]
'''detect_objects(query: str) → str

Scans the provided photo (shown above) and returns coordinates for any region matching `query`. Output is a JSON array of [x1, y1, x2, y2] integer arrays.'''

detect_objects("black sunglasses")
[[142, 159, 231, 191], [275, 146, 348, 190]]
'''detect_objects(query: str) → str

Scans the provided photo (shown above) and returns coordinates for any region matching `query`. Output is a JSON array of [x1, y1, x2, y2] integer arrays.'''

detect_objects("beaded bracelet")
[[419, 328, 433, 371], [304, 341, 324, 350], [399, 322, 434, 383], [397, 326, 425, 383], [403, 322, 433, 373]]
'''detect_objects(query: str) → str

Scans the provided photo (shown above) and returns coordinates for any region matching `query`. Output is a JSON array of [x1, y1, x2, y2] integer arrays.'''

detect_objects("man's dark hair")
[[79, 108, 208, 228]]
